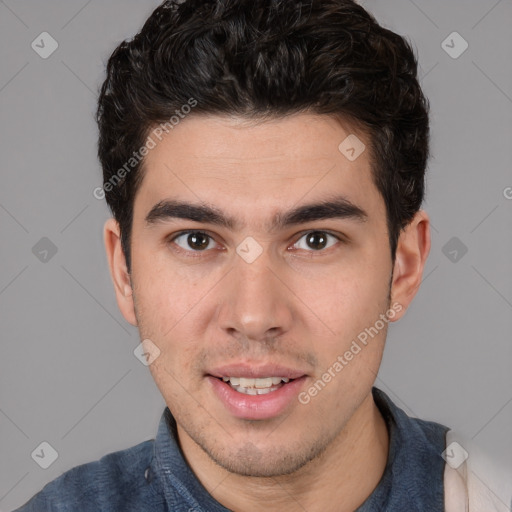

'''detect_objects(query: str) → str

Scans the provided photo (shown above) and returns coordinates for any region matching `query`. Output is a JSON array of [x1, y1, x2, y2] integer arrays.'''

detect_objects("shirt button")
[[144, 467, 151, 482]]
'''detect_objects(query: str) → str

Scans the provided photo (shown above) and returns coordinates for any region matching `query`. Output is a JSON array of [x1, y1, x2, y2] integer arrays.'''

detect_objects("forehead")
[[134, 113, 384, 225]]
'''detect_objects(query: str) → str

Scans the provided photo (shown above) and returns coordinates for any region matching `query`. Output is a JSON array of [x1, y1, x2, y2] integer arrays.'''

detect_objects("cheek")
[[149, 343, 196, 386], [132, 257, 194, 330], [303, 256, 391, 369], [132, 262, 209, 355], [316, 263, 389, 329]]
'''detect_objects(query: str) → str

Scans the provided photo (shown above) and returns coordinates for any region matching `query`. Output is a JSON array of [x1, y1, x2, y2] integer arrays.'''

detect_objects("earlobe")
[[389, 210, 431, 322], [103, 218, 138, 326]]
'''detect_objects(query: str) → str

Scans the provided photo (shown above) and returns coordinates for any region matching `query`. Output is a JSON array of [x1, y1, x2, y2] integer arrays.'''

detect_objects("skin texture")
[[104, 113, 430, 512]]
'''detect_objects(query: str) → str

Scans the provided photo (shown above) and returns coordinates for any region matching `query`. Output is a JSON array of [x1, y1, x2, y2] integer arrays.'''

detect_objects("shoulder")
[[13, 440, 158, 512], [410, 415, 450, 445]]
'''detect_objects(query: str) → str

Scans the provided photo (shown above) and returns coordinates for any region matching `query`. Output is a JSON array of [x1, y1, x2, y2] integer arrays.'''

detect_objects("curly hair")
[[97, 0, 430, 272]]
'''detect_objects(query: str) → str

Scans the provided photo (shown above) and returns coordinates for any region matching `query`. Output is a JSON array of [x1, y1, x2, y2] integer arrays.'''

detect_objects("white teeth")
[[238, 377, 254, 388], [232, 385, 281, 395], [255, 377, 273, 388], [222, 376, 290, 387], [221, 376, 291, 394]]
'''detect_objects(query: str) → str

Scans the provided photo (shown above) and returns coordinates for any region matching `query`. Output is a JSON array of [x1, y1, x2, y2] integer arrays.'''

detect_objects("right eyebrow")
[[145, 200, 239, 230]]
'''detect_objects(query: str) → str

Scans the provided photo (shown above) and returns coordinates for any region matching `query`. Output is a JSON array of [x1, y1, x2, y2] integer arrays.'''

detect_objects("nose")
[[216, 249, 294, 343]]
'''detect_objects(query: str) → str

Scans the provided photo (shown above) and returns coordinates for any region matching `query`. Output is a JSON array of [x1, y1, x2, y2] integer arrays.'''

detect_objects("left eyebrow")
[[144, 194, 368, 231], [275, 195, 368, 230]]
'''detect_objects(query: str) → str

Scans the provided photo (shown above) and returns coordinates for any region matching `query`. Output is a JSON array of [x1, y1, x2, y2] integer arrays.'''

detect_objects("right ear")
[[103, 218, 138, 326]]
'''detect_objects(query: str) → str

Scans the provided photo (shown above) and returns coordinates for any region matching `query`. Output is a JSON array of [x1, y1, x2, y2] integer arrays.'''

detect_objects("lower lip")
[[207, 376, 307, 420]]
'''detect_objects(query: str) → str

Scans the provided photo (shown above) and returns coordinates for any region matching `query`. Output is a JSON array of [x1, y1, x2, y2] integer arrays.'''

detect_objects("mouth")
[[218, 376, 292, 395], [206, 365, 308, 420]]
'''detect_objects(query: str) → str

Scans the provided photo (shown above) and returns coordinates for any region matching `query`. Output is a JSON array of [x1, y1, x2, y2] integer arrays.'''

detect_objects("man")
[[15, 0, 511, 511]]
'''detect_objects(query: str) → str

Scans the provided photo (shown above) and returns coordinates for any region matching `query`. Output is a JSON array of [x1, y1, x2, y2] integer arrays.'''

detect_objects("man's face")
[[124, 113, 399, 476]]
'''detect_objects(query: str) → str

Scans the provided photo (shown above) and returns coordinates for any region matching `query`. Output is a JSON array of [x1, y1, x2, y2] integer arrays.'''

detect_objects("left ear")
[[389, 209, 431, 321]]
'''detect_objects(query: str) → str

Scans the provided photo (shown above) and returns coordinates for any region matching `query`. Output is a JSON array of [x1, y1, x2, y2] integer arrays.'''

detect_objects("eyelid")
[[169, 229, 214, 241]]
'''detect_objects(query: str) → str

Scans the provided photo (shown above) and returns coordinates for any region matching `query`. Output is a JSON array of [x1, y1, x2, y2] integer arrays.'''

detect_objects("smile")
[[221, 376, 291, 395]]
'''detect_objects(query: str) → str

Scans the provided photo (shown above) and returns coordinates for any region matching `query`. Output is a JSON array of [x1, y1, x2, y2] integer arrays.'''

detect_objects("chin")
[[203, 437, 329, 478]]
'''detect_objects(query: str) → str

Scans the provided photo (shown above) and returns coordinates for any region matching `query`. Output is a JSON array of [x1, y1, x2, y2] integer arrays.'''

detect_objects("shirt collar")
[[355, 387, 447, 511]]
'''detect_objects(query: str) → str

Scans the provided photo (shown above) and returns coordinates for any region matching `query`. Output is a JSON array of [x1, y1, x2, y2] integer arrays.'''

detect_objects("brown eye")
[[293, 231, 339, 252], [172, 231, 213, 251], [306, 232, 328, 250]]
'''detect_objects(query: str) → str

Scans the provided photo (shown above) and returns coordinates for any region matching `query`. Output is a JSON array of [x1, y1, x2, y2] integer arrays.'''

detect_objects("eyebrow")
[[144, 195, 368, 231]]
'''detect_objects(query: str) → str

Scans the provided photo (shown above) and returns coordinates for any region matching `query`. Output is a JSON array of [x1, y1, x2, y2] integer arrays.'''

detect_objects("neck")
[[178, 391, 389, 512]]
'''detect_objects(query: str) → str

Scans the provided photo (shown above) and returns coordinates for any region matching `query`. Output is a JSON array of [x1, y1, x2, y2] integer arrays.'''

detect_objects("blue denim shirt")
[[13, 387, 449, 511]]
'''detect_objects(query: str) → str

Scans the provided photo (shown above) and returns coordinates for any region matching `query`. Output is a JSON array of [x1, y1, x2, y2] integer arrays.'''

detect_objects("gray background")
[[1, 0, 511, 510]]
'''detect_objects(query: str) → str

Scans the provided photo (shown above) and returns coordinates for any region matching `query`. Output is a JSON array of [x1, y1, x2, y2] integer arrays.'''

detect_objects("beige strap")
[[444, 429, 512, 512], [444, 462, 469, 512]]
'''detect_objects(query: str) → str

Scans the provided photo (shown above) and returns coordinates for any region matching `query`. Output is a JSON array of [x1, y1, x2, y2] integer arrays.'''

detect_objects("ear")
[[389, 210, 431, 322], [103, 218, 138, 326]]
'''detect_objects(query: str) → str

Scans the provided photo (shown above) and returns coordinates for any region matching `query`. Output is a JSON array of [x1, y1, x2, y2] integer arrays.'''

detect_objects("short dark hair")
[[97, 0, 430, 273]]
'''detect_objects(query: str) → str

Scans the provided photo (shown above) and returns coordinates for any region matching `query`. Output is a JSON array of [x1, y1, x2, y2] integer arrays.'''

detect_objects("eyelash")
[[167, 230, 344, 258]]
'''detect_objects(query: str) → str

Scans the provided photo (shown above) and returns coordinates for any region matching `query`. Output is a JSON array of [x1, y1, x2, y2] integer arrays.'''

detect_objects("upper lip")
[[208, 363, 307, 380]]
